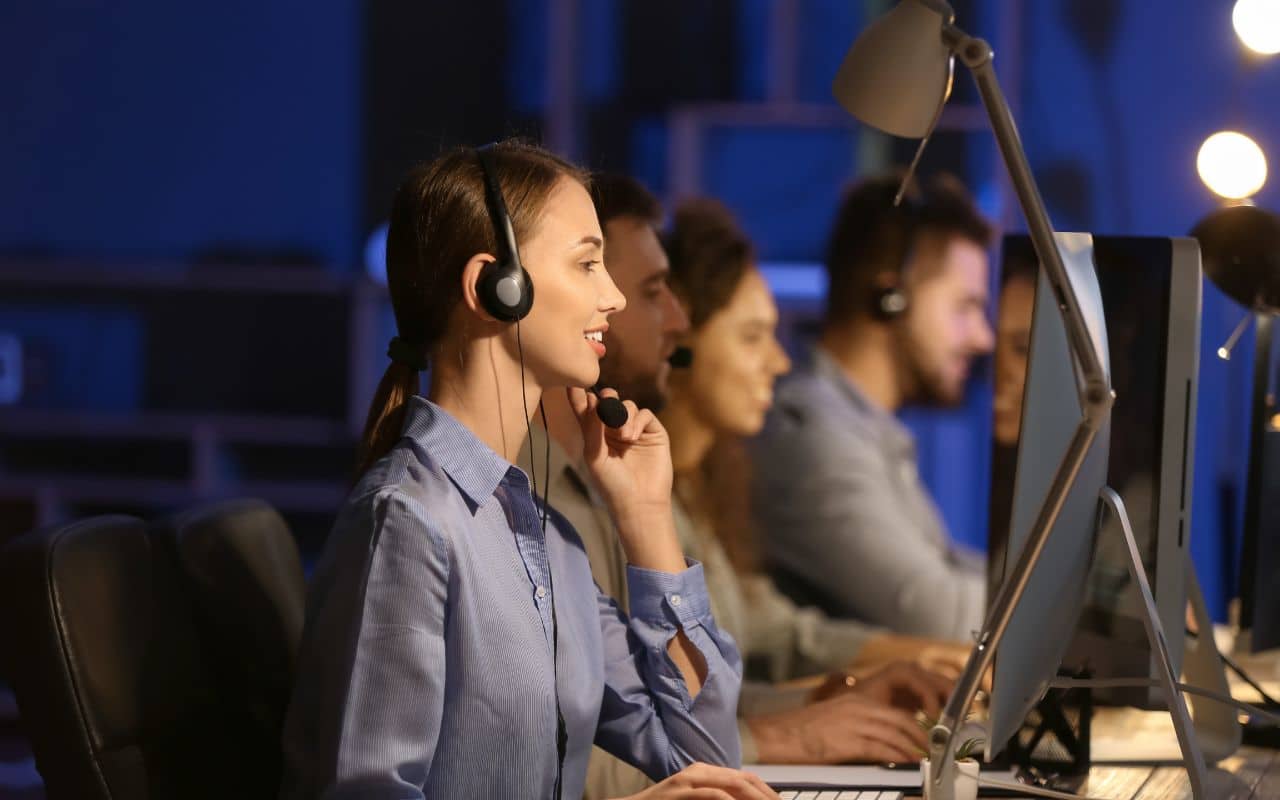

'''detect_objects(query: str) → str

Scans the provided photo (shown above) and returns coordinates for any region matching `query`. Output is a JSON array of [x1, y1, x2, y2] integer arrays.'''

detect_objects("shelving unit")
[[0, 262, 392, 553]]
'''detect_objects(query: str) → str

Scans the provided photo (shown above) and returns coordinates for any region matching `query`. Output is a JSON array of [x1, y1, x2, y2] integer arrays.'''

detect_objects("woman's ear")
[[459, 252, 499, 321]]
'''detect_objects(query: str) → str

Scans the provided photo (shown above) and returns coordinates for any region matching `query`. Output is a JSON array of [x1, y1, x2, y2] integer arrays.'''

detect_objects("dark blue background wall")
[[1, 0, 361, 266], [4, 0, 1279, 621]]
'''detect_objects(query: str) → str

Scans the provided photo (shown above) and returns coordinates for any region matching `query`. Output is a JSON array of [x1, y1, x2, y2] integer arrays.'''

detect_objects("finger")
[[567, 385, 590, 417], [852, 718, 926, 763], [571, 388, 606, 461], [678, 790, 733, 800], [740, 771, 782, 800], [618, 403, 649, 442], [676, 766, 780, 800], [855, 702, 930, 751], [848, 736, 920, 765], [885, 665, 950, 717]]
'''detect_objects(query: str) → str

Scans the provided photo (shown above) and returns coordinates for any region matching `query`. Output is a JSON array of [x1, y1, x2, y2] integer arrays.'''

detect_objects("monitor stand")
[[1183, 560, 1244, 763], [1075, 488, 1210, 797], [946, 488, 1219, 800]]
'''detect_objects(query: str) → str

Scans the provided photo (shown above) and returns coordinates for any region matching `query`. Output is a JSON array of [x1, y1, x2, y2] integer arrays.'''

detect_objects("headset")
[[475, 144, 568, 799], [868, 188, 926, 322], [475, 145, 535, 322]]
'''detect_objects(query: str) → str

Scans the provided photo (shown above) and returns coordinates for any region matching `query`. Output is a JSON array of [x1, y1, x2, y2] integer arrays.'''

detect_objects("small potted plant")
[[918, 716, 984, 800]]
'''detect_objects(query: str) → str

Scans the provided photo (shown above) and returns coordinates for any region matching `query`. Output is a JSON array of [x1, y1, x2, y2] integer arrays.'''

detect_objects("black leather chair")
[[152, 497, 306, 777], [0, 515, 273, 799], [0, 501, 308, 800]]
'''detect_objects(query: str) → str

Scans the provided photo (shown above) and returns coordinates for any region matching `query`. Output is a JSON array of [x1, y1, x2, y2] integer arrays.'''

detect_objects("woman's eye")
[[581, 259, 601, 272]]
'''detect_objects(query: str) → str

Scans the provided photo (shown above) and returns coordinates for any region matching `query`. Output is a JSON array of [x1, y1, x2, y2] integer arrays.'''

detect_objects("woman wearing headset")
[[280, 142, 774, 800]]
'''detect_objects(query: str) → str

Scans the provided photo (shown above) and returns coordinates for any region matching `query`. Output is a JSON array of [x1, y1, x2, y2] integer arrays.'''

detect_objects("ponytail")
[[355, 362, 419, 477]]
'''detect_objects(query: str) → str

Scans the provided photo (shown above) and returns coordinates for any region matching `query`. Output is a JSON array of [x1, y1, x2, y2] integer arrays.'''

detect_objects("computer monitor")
[[988, 234, 1201, 752], [985, 232, 1112, 756], [1236, 318, 1280, 653]]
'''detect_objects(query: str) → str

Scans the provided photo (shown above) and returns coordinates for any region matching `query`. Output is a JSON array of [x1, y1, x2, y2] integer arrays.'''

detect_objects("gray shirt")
[[750, 347, 985, 641]]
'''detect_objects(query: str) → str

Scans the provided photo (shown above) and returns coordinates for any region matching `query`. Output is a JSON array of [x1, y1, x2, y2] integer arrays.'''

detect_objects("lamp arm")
[[945, 27, 1110, 411], [922, 24, 1116, 800]]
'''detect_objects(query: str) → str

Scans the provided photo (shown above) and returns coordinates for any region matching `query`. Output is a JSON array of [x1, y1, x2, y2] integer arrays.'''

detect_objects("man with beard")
[[751, 173, 995, 641], [522, 174, 958, 799]]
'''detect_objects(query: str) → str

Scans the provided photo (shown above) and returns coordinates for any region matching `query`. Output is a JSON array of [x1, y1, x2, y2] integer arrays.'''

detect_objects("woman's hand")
[[621, 763, 781, 800], [569, 386, 673, 515], [568, 386, 685, 572]]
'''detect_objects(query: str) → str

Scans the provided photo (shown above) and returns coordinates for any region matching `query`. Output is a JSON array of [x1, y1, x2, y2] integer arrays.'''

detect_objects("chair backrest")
[[152, 497, 306, 764], [0, 515, 270, 799]]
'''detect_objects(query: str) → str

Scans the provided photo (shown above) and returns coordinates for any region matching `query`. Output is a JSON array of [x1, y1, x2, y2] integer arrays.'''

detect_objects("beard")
[[597, 336, 669, 412], [895, 324, 966, 408]]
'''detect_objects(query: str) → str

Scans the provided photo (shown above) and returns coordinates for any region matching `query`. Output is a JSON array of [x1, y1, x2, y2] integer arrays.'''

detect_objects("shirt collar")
[[399, 396, 520, 509], [810, 345, 916, 454]]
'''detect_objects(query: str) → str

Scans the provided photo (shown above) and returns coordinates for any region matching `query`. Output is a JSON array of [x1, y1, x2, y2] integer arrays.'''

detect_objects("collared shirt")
[[281, 397, 742, 800], [521, 425, 881, 785], [750, 346, 985, 641]]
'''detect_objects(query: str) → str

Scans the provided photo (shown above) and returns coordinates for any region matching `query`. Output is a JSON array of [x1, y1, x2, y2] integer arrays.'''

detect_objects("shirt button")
[[536, 586, 548, 599], [669, 594, 682, 607]]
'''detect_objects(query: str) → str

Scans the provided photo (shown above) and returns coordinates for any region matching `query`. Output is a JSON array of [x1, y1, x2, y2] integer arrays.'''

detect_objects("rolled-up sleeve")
[[593, 560, 743, 779]]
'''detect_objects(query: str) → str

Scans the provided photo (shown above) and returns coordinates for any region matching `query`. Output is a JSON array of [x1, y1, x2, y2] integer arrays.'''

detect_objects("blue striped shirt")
[[280, 396, 742, 799]]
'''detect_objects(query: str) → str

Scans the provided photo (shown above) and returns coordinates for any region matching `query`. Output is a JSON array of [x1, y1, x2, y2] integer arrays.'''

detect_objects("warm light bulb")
[[1234, 0, 1280, 56], [1198, 131, 1268, 200]]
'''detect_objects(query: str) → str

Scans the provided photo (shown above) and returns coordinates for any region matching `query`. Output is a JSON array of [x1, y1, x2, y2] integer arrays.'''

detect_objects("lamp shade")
[[831, 0, 955, 138], [1191, 204, 1280, 312]]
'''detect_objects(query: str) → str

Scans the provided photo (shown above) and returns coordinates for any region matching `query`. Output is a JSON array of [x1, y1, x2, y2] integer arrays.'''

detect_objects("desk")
[[955, 645, 1280, 797], [900, 747, 1277, 798]]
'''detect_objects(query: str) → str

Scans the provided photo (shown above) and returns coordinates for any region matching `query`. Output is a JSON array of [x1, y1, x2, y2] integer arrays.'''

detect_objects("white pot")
[[920, 757, 979, 800]]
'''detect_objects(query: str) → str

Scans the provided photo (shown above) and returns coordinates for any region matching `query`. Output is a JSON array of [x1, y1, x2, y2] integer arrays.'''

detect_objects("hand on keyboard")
[[823, 660, 953, 718], [777, 791, 902, 799], [627, 762, 782, 800], [746, 693, 928, 764]]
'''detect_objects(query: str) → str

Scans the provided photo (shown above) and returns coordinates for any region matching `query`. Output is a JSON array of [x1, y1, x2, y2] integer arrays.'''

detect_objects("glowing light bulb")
[[1234, 0, 1280, 56], [1197, 131, 1268, 200]]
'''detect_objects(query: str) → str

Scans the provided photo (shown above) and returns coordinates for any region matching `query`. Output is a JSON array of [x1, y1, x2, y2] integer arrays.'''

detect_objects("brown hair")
[[356, 140, 587, 476], [589, 172, 662, 229], [823, 171, 993, 326], [664, 198, 755, 327], [663, 198, 762, 573]]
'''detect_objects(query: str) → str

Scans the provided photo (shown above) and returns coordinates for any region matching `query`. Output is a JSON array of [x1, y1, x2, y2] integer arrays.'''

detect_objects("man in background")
[[751, 173, 996, 641]]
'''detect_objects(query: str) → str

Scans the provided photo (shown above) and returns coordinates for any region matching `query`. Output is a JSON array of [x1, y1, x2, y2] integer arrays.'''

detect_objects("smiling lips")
[[584, 328, 606, 357]]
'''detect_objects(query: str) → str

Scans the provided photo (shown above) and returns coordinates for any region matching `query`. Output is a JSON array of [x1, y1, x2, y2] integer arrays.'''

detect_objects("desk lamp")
[[832, 2, 1115, 797]]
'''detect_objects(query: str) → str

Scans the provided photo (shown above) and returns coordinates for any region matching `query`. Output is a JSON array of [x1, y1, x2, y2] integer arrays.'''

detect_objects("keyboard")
[[777, 792, 903, 800]]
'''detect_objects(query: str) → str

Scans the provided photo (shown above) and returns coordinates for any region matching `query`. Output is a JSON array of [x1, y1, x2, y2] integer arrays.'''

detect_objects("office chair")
[[0, 514, 276, 799], [153, 497, 306, 767]]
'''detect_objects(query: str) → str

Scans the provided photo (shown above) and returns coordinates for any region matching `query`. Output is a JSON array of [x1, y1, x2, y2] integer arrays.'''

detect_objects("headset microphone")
[[667, 346, 693, 368], [591, 389, 629, 429]]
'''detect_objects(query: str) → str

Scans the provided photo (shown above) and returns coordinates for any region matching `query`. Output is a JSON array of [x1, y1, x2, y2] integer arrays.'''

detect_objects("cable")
[[538, 399, 551, 531], [1183, 626, 1280, 706], [1220, 650, 1280, 707], [515, 320, 566, 800], [1045, 677, 1280, 726]]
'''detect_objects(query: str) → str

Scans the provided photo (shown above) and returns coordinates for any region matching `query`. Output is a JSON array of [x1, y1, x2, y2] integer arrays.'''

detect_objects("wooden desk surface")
[[902, 746, 1277, 798]]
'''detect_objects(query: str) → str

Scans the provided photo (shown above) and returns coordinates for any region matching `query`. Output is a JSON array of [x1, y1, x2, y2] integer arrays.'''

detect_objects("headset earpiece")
[[872, 285, 909, 320], [477, 259, 534, 322], [475, 144, 534, 322], [867, 186, 924, 322]]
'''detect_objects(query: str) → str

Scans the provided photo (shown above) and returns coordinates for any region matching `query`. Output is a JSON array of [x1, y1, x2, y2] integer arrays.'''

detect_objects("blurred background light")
[[1198, 130, 1269, 200], [1234, 0, 1280, 56]]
